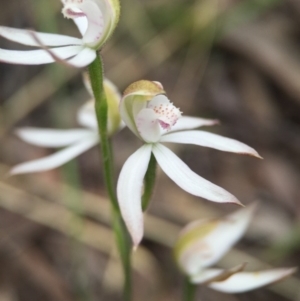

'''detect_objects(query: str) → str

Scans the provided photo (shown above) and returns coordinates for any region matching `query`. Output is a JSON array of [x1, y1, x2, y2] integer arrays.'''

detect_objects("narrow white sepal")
[[170, 116, 219, 132], [160, 130, 261, 158], [0, 26, 82, 46], [208, 268, 297, 293], [117, 144, 153, 247], [16, 127, 95, 147], [0, 45, 82, 65], [10, 136, 98, 175], [152, 143, 241, 205]]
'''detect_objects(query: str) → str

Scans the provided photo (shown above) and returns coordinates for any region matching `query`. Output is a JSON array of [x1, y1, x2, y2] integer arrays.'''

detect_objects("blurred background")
[[1, 0, 300, 300]]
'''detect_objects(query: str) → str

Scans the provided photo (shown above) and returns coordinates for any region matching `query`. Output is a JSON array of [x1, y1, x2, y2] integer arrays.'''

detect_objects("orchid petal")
[[136, 108, 162, 143], [147, 94, 170, 106], [73, 17, 88, 36], [147, 95, 182, 131], [77, 101, 98, 130], [16, 127, 94, 147], [67, 47, 96, 67], [161, 131, 261, 158], [117, 144, 153, 247], [152, 143, 241, 205], [170, 116, 219, 132], [208, 268, 297, 293], [119, 95, 145, 138], [10, 136, 98, 175], [120, 80, 166, 139], [175, 204, 256, 275], [63, 0, 104, 48], [191, 264, 246, 284], [62, 0, 120, 49], [0, 26, 82, 46], [0, 45, 82, 65]]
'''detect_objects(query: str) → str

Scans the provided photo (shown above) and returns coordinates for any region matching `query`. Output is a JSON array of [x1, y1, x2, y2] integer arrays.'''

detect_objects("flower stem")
[[183, 277, 197, 301], [88, 52, 132, 301], [142, 152, 157, 211]]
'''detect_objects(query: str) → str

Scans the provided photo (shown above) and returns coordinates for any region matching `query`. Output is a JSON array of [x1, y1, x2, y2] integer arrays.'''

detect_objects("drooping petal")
[[152, 143, 241, 205], [117, 144, 153, 247], [135, 108, 162, 143], [208, 268, 297, 293], [10, 136, 98, 175], [170, 116, 219, 132], [160, 131, 261, 158], [67, 47, 96, 67], [0, 26, 82, 46], [16, 127, 95, 147], [191, 264, 246, 284], [174, 204, 257, 275], [0, 45, 82, 65]]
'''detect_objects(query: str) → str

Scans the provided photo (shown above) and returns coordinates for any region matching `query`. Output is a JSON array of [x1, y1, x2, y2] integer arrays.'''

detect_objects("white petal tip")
[[229, 198, 244, 207], [237, 150, 262, 159], [132, 235, 143, 250], [280, 267, 298, 279], [8, 168, 22, 176], [250, 152, 263, 159], [211, 119, 220, 126]]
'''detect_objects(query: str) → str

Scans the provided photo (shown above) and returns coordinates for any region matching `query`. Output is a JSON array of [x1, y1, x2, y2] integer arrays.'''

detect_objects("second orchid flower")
[[117, 80, 262, 247]]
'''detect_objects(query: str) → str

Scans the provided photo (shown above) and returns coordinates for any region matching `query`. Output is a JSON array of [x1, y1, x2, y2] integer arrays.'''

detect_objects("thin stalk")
[[88, 52, 132, 301], [183, 277, 197, 301], [142, 152, 157, 211], [88, 54, 118, 211]]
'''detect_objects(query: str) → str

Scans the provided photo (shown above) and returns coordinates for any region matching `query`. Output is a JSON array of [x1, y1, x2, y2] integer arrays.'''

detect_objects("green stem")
[[183, 277, 197, 301], [88, 54, 118, 211], [88, 52, 132, 301], [142, 152, 157, 211]]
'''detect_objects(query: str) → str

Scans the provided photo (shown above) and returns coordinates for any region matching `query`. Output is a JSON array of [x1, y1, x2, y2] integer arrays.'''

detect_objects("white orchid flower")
[[0, 0, 120, 67], [117, 80, 261, 247], [10, 79, 122, 175], [174, 204, 296, 293]]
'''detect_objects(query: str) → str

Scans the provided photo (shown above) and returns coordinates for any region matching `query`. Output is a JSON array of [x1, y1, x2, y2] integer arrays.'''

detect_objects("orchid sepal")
[[10, 78, 122, 175], [174, 204, 296, 293]]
